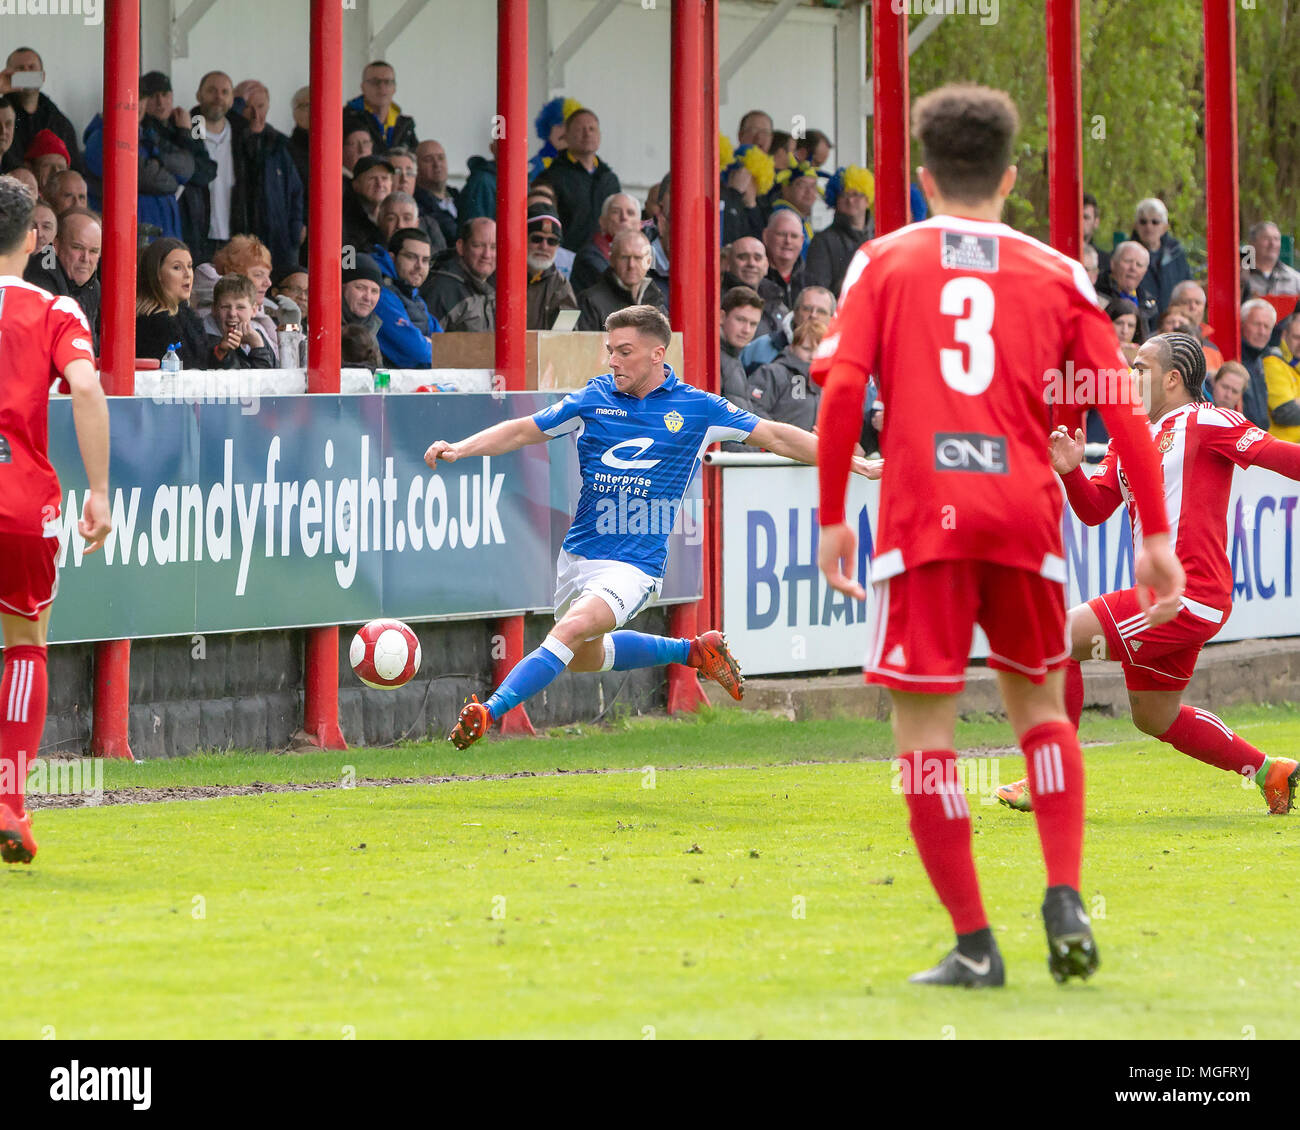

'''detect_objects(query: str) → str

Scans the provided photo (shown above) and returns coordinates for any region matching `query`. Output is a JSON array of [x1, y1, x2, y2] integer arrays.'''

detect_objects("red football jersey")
[[0, 276, 96, 536], [1066, 403, 1279, 614], [814, 215, 1168, 585]]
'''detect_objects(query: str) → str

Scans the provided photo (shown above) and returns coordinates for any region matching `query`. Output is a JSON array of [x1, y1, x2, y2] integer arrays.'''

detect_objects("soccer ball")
[[350, 619, 421, 689]]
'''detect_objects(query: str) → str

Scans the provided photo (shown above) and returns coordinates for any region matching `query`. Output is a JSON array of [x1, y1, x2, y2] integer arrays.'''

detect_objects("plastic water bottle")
[[373, 368, 391, 394], [160, 342, 181, 402]]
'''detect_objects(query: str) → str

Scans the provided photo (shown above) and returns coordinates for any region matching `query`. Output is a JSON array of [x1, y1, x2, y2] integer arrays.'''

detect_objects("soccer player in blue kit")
[[424, 305, 879, 748]]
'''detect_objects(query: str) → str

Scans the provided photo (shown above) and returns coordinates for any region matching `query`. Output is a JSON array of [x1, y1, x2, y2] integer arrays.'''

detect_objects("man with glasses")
[[344, 60, 418, 155], [740, 284, 835, 373], [1129, 197, 1192, 313], [374, 226, 440, 367], [525, 203, 577, 330]]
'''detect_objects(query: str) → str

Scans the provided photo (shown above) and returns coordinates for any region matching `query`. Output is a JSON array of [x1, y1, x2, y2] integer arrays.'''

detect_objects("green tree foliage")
[[880, 0, 1299, 264]]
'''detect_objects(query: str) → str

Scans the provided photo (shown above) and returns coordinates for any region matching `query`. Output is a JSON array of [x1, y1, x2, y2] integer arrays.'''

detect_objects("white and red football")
[[350, 619, 421, 689]]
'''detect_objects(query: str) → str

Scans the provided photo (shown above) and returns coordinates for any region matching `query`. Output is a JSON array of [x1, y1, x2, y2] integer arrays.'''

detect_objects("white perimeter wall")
[[6, 0, 850, 201]]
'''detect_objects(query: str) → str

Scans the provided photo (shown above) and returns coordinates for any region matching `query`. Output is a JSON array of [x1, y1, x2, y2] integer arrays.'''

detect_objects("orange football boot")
[[688, 630, 745, 702], [449, 696, 493, 750], [0, 808, 38, 864]]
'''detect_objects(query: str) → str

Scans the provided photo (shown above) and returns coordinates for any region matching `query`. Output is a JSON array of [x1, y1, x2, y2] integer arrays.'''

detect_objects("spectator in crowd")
[[30, 199, 55, 252], [1240, 297, 1278, 430], [744, 317, 826, 429], [24, 129, 67, 192], [135, 236, 208, 366], [270, 266, 308, 327], [345, 60, 418, 153], [206, 272, 275, 368], [769, 160, 822, 255], [342, 124, 373, 177], [1156, 309, 1194, 335], [792, 129, 833, 170], [1083, 192, 1110, 279], [87, 72, 214, 241], [719, 285, 765, 405], [375, 191, 422, 258], [736, 110, 773, 153], [230, 79, 306, 274], [576, 229, 665, 331], [415, 139, 459, 246], [524, 204, 577, 331], [721, 236, 781, 336], [1165, 280, 1223, 372], [570, 192, 641, 294], [423, 217, 495, 324], [0, 100, 15, 172], [342, 154, 393, 254], [182, 70, 239, 264], [460, 138, 498, 222], [1081, 243, 1099, 286], [645, 172, 671, 292], [1129, 197, 1192, 313], [385, 146, 445, 254], [527, 182, 575, 281], [7, 166, 36, 197], [531, 108, 620, 252], [375, 226, 440, 368], [1207, 360, 1248, 411], [1263, 314, 1300, 440], [341, 251, 384, 346], [290, 86, 310, 209], [530, 96, 581, 180], [342, 322, 382, 369], [4, 47, 81, 173], [769, 130, 795, 173], [193, 234, 279, 362], [1095, 240, 1155, 339], [1242, 221, 1300, 298], [805, 165, 872, 295], [23, 206, 101, 349], [761, 209, 807, 314], [741, 284, 834, 372], [42, 168, 86, 214], [1108, 303, 1138, 345], [721, 144, 774, 246]]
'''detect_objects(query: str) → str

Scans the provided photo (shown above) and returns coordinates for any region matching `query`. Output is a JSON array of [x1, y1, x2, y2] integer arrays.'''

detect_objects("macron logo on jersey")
[[600, 437, 661, 471]]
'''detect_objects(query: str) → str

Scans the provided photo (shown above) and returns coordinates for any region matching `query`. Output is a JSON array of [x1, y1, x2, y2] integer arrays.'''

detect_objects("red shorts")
[[864, 560, 1069, 694], [1090, 587, 1226, 692], [0, 533, 59, 621]]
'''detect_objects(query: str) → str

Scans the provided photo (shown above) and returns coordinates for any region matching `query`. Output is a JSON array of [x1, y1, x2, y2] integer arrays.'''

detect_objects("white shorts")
[[553, 549, 662, 629]]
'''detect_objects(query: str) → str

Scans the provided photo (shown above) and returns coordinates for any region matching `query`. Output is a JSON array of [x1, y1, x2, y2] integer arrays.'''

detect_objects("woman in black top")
[[134, 237, 209, 367]]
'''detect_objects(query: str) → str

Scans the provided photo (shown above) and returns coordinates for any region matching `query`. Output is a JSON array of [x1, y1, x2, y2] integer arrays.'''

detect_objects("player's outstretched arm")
[[424, 416, 548, 468], [745, 419, 880, 478], [65, 358, 111, 554]]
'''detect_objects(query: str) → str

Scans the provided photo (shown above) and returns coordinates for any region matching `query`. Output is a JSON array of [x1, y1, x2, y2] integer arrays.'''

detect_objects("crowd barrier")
[[712, 452, 1300, 676]]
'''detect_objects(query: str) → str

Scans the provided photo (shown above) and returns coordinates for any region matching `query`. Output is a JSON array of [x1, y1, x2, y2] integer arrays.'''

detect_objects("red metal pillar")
[[667, 0, 709, 714], [872, 0, 909, 235], [701, 0, 722, 629], [492, 0, 535, 736], [1046, 0, 1082, 260], [1203, 0, 1241, 360], [90, 0, 141, 760], [302, 0, 346, 748]]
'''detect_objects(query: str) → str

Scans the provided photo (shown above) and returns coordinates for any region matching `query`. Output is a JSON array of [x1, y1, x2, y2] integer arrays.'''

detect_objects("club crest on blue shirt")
[[663, 410, 684, 433]]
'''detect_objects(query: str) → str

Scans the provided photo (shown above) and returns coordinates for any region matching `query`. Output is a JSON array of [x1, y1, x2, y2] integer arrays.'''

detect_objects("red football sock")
[[1064, 660, 1084, 730], [0, 645, 47, 818], [1158, 705, 1266, 776], [898, 750, 987, 935], [1021, 720, 1085, 890]]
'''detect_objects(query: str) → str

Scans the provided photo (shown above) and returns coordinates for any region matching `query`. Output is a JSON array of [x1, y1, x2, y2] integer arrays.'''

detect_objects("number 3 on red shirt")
[[939, 277, 996, 395]]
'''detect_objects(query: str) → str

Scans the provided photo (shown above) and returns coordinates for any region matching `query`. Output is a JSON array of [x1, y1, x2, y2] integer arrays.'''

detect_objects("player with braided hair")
[[998, 331, 1300, 816]]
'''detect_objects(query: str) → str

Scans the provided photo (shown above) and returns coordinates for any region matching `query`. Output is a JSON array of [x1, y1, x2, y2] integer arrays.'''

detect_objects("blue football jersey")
[[532, 365, 759, 576]]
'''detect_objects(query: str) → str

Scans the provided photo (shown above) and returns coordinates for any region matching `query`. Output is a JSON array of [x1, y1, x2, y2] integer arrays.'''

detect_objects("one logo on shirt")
[[941, 232, 999, 273], [0, 434, 9, 463], [933, 432, 1008, 474], [600, 437, 661, 471], [1237, 427, 1266, 453], [663, 410, 684, 433], [1157, 430, 1176, 453]]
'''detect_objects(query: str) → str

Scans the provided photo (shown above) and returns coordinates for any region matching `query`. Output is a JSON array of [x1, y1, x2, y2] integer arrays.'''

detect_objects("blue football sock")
[[485, 636, 572, 719], [610, 631, 691, 670]]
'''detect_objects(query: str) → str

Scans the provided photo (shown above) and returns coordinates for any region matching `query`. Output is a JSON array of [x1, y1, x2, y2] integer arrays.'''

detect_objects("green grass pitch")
[[5, 706, 1300, 1039]]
